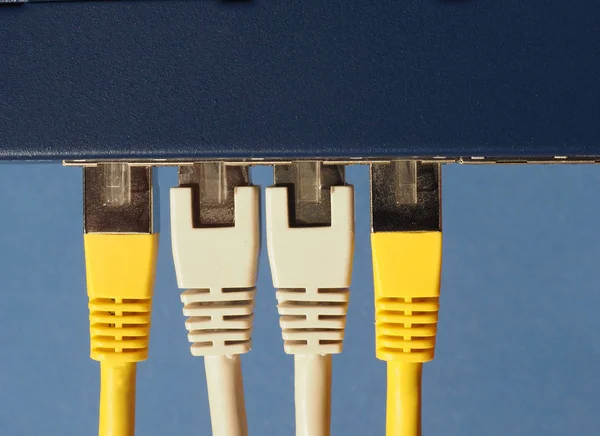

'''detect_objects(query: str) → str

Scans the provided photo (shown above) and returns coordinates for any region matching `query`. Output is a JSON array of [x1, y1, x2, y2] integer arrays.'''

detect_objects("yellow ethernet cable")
[[370, 161, 442, 436], [83, 164, 158, 436]]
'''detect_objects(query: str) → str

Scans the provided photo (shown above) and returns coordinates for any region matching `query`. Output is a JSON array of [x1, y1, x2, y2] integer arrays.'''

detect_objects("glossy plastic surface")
[[84, 233, 159, 362], [2, 1, 599, 160], [170, 185, 260, 356], [266, 186, 354, 355], [371, 231, 442, 362]]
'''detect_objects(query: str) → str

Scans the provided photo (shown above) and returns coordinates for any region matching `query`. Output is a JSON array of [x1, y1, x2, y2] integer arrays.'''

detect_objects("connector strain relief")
[[277, 287, 350, 355], [89, 297, 152, 363], [182, 287, 256, 356], [375, 296, 439, 362]]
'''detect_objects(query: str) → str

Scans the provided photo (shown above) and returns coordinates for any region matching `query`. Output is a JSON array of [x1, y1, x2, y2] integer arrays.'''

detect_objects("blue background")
[[1, 163, 599, 435]]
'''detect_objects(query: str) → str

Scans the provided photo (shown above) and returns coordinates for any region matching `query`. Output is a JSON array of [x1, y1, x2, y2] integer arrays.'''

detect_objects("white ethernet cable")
[[266, 162, 354, 436], [170, 163, 260, 436]]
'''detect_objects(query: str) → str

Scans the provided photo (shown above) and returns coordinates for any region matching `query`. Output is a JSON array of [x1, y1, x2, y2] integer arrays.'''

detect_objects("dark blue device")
[[1, 1, 599, 161]]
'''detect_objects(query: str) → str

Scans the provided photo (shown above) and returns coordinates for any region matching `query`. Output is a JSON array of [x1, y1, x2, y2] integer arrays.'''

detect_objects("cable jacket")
[[204, 355, 248, 436], [387, 362, 422, 436], [99, 362, 137, 436], [294, 354, 332, 436]]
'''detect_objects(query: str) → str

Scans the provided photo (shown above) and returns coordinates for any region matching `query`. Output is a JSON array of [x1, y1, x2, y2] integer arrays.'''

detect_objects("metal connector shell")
[[84, 164, 154, 234], [370, 162, 441, 233]]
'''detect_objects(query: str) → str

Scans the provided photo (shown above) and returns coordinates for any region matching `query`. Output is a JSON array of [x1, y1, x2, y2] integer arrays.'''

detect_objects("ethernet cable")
[[170, 163, 260, 436], [370, 161, 442, 436], [266, 162, 354, 436], [83, 163, 159, 436]]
